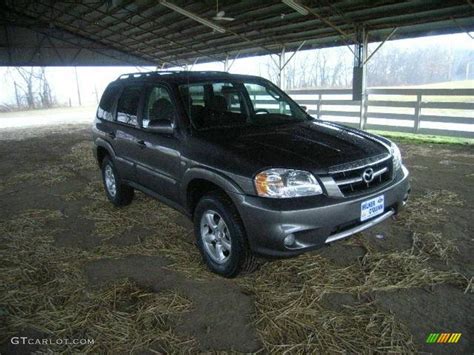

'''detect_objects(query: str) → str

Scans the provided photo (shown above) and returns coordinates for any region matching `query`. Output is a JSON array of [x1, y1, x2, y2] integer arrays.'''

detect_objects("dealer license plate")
[[360, 195, 384, 222]]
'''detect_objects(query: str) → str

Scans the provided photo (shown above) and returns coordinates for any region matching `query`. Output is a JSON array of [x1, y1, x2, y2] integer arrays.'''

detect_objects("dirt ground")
[[0, 124, 472, 354]]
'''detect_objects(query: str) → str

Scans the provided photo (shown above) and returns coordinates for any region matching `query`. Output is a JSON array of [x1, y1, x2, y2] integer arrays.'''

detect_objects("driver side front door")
[[134, 84, 181, 203]]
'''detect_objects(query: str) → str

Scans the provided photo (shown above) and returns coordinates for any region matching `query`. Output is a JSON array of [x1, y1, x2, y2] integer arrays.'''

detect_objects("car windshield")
[[179, 79, 310, 130]]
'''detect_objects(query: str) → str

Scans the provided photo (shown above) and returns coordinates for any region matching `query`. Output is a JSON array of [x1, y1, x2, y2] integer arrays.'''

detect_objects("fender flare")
[[94, 137, 116, 162], [180, 167, 245, 209]]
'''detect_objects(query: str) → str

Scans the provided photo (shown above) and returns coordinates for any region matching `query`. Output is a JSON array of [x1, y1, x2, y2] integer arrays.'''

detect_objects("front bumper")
[[232, 165, 410, 257]]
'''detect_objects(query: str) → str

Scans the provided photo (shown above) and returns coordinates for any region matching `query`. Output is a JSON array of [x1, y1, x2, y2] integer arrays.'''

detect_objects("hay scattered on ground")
[[0, 209, 196, 353], [398, 190, 463, 229], [232, 240, 466, 353], [2, 139, 471, 353], [65, 141, 97, 171], [464, 277, 474, 294], [231, 186, 468, 353], [236, 257, 417, 353], [359, 250, 464, 292], [411, 231, 459, 263], [0, 141, 95, 191], [74, 180, 214, 281]]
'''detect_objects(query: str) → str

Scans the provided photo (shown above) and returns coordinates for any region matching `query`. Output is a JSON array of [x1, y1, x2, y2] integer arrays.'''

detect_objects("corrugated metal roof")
[[1, 0, 473, 66]]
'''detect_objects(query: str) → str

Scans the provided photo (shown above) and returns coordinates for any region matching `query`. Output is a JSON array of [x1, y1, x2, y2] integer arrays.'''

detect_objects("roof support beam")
[[281, 40, 306, 71], [270, 40, 306, 89], [223, 50, 241, 72], [364, 27, 398, 64], [2, 1, 473, 67], [301, 3, 355, 55], [451, 16, 474, 39], [190, 57, 200, 70], [2, 2, 167, 66]]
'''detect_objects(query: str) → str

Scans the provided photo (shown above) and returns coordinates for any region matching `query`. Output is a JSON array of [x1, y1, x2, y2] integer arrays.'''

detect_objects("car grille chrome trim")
[[325, 209, 395, 244], [328, 156, 393, 197], [336, 166, 388, 186], [328, 153, 391, 174]]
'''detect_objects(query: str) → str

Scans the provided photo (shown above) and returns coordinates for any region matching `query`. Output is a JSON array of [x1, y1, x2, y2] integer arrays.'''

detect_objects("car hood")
[[195, 120, 390, 174]]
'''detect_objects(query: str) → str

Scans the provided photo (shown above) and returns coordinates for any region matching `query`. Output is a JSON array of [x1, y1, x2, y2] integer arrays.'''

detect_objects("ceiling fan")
[[212, 0, 235, 21]]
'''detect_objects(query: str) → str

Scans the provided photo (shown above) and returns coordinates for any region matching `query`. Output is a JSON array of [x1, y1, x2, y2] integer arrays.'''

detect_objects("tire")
[[101, 156, 134, 207], [193, 191, 258, 278]]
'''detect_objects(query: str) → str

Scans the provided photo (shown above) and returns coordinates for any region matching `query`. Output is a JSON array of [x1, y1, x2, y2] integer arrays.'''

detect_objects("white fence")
[[287, 88, 474, 138]]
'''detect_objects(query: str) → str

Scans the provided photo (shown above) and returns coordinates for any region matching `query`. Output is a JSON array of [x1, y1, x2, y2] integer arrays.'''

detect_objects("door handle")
[[106, 131, 115, 139], [136, 140, 146, 148]]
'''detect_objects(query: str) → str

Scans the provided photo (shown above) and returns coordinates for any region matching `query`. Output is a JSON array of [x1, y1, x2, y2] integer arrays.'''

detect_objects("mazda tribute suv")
[[92, 71, 410, 277]]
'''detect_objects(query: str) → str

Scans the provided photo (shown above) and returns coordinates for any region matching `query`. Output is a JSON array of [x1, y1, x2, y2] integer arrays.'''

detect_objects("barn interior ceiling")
[[0, 0, 473, 67]]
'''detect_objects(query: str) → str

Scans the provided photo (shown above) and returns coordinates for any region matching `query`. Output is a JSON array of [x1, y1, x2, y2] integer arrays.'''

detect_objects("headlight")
[[254, 168, 323, 198], [390, 143, 402, 171]]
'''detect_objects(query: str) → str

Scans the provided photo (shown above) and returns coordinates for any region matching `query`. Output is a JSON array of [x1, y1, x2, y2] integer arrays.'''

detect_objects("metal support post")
[[353, 26, 368, 129], [224, 55, 229, 72], [278, 47, 286, 90]]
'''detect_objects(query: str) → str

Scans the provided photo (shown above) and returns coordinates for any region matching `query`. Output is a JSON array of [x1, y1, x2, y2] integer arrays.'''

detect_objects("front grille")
[[330, 155, 393, 196]]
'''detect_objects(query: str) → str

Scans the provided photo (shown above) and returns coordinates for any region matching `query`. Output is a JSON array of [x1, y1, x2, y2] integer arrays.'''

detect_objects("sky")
[[0, 32, 472, 107]]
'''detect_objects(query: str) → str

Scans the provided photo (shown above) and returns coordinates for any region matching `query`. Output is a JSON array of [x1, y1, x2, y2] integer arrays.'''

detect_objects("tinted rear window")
[[116, 86, 141, 126], [97, 86, 120, 121]]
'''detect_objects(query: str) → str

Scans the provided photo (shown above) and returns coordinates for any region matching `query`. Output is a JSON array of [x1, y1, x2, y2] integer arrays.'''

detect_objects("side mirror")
[[146, 119, 175, 134], [300, 105, 308, 112]]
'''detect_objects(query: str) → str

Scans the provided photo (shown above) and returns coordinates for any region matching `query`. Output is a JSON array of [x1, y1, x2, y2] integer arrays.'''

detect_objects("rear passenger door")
[[112, 84, 144, 182], [134, 84, 181, 203]]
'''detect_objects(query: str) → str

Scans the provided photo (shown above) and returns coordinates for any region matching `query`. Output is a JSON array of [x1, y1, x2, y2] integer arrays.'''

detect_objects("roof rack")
[[117, 70, 231, 80], [117, 71, 182, 80]]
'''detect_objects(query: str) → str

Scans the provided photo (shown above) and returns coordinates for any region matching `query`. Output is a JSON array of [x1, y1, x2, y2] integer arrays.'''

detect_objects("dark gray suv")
[[93, 71, 410, 277]]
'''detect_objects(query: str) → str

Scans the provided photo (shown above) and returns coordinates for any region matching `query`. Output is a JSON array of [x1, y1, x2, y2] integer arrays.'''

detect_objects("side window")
[[245, 83, 291, 115], [212, 82, 244, 114], [188, 85, 205, 106], [116, 86, 141, 126], [180, 85, 204, 116], [143, 86, 175, 128], [97, 86, 120, 121]]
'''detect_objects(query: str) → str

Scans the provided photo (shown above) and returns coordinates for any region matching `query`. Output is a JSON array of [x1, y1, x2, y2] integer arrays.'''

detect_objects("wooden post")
[[414, 93, 421, 133], [361, 91, 369, 130], [316, 93, 322, 119]]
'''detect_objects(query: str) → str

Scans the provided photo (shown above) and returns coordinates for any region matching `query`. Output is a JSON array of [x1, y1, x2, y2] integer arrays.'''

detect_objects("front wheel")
[[101, 156, 134, 207], [193, 192, 258, 277]]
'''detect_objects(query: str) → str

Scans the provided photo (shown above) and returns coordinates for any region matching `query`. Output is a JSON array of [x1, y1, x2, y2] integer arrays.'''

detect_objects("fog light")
[[284, 234, 295, 247], [402, 193, 409, 206]]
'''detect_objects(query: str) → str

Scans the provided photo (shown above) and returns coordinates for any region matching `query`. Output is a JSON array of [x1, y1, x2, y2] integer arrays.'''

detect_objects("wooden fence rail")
[[285, 88, 474, 138]]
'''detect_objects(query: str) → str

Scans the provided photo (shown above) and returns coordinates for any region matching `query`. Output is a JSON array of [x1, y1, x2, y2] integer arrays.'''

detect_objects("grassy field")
[[369, 130, 474, 145]]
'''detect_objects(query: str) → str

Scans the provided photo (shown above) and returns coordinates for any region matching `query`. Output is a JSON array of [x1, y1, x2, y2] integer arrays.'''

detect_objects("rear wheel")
[[194, 192, 258, 277], [101, 156, 134, 206]]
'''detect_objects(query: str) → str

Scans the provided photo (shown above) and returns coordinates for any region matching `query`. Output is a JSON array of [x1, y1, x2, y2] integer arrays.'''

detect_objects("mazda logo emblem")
[[362, 168, 374, 183]]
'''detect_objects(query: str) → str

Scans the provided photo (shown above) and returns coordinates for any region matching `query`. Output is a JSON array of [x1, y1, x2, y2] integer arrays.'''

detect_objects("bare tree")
[[14, 67, 36, 109], [8, 67, 55, 110], [259, 47, 353, 89], [35, 68, 54, 108]]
